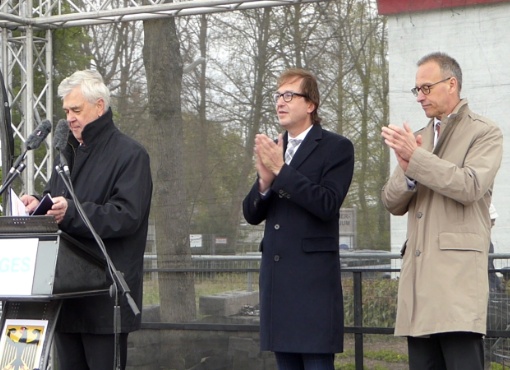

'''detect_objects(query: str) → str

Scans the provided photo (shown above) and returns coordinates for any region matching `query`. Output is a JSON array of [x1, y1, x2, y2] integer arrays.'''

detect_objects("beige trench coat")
[[382, 99, 503, 337]]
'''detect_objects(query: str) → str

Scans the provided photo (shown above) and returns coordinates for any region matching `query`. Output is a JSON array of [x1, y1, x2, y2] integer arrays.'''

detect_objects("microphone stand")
[[0, 163, 26, 197], [0, 148, 29, 206], [0, 158, 27, 216], [56, 163, 139, 370]]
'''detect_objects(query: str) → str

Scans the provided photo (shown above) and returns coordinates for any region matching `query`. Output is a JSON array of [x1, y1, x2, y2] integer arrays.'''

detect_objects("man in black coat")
[[22, 70, 152, 370], [243, 68, 354, 370]]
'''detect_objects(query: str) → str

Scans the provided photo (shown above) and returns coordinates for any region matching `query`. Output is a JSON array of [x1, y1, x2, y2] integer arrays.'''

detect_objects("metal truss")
[[1, 0, 329, 29], [0, 0, 329, 205]]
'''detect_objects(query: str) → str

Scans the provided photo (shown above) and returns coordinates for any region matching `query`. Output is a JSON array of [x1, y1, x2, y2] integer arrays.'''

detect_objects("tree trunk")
[[143, 15, 196, 322]]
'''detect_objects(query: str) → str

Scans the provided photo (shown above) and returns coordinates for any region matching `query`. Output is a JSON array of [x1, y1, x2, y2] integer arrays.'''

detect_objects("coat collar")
[[68, 108, 116, 149], [430, 99, 469, 152]]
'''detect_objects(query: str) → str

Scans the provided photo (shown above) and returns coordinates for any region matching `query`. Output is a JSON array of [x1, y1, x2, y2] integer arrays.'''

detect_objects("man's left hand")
[[47, 196, 68, 224]]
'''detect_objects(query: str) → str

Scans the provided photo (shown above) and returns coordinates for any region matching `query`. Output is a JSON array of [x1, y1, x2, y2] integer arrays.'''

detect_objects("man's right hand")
[[20, 194, 40, 215], [254, 133, 281, 192]]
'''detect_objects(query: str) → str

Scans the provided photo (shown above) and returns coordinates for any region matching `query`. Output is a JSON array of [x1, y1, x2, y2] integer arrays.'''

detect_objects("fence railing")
[[141, 252, 510, 369]]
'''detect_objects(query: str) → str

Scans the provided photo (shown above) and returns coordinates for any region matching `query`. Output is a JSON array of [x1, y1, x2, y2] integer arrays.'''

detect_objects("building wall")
[[383, 2, 510, 257]]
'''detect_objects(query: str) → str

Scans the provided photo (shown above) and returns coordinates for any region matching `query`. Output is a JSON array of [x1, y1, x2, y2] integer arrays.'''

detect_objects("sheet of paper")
[[9, 189, 28, 216]]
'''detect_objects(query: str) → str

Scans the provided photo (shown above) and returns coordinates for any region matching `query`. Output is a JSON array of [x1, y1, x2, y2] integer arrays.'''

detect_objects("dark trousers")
[[54, 332, 128, 370], [274, 352, 335, 370], [408, 332, 484, 370]]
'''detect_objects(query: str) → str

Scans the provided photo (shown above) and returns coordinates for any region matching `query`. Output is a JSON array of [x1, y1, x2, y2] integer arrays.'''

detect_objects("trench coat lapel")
[[433, 102, 466, 154]]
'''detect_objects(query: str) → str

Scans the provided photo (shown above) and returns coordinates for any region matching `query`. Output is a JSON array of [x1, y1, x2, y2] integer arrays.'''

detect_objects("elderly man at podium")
[[21, 69, 153, 370]]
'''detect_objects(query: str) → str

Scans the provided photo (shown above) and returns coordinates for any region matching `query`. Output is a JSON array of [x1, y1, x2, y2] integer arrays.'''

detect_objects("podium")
[[0, 216, 109, 370]]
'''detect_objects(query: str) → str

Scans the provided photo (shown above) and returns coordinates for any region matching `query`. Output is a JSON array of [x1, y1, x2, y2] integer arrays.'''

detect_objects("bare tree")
[[322, 0, 390, 249], [82, 19, 147, 140], [178, 8, 278, 251], [142, 12, 196, 325], [176, 1, 390, 252]]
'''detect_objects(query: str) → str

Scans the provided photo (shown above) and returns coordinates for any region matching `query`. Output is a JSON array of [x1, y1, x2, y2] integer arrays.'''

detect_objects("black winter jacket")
[[45, 109, 152, 334]]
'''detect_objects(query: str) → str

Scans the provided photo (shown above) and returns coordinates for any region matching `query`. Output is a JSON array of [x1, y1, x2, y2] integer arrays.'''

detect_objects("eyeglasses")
[[411, 77, 452, 97], [273, 91, 307, 104]]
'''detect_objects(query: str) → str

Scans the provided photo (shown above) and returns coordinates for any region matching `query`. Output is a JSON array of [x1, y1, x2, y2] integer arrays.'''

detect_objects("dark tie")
[[285, 139, 302, 164]]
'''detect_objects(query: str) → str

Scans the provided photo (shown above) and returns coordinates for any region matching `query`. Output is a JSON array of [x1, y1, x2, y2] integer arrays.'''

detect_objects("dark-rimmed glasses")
[[411, 77, 452, 97], [273, 91, 307, 104]]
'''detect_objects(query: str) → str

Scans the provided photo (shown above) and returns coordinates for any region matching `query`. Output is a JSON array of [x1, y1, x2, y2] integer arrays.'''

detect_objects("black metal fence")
[[135, 252, 510, 370]]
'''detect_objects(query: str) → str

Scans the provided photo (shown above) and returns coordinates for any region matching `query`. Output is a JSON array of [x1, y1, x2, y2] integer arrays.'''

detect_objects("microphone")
[[8, 119, 51, 177], [54, 119, 71, 177], [54, 119, 69, 152], [0, 119, 52, 197], [25, 119, 52, 150]]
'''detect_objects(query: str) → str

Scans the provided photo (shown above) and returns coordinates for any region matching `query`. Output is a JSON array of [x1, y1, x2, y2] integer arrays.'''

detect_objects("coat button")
[[415, 250, 421, 256], [274, 224, 280, 230], [416, 212, 423, 218], [274, 255, 280, 262]]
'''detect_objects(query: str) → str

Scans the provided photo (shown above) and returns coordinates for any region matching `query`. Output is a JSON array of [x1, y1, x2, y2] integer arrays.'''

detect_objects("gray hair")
[[417, 52, 463, 93], [57, 70, 111, 110]]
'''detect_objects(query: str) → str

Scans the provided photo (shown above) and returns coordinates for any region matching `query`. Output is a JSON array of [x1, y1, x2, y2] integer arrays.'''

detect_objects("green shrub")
[[343, 278, 399, 327]]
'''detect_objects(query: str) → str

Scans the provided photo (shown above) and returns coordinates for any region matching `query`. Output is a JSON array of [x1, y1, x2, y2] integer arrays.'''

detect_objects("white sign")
[[0, 238, 38, 296], [340, 208, 356, 235], [190, 234, 203, 248]]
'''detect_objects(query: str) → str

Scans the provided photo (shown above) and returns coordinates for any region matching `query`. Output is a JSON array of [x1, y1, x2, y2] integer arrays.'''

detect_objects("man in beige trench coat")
[[381, 52, 503, 369]]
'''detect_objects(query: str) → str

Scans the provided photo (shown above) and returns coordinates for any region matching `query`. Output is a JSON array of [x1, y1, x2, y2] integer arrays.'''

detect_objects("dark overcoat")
[[243, 124, 354, 353], [45, 108, 152, 334]]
